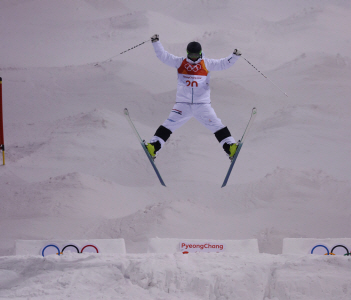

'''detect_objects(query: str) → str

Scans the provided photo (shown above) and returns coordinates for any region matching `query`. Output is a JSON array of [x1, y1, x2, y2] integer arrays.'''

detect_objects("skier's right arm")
[[151, 34, 183, 69]]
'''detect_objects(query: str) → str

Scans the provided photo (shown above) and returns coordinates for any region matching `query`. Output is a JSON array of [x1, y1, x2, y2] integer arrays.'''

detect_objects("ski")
[[124, 108, 166, 187], [221, 107, 257, 188]]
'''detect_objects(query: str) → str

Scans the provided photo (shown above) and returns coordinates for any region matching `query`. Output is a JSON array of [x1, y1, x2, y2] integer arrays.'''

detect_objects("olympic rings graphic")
[[184, 63, 201, 72], [42, 244, 99, 257], [311, 244, 350, 256]]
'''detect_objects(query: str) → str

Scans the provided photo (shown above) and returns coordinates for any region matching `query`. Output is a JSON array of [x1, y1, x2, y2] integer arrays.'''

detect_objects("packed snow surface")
[[0, 0, 351, 299]]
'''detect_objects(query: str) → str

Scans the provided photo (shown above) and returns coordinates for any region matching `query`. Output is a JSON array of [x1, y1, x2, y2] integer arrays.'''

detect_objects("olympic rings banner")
[[41, 244, 99, 257], [311, 244, 350, 256], [15, 239, 126, 256], [283, 238, 351, 256]]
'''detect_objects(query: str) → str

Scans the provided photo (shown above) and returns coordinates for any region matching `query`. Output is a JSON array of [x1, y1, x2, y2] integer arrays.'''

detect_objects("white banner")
[[180, 242, 225, 253]]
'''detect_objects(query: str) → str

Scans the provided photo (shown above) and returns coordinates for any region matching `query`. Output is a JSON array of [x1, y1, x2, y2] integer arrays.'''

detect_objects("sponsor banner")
[[180, 241, 225, 254]]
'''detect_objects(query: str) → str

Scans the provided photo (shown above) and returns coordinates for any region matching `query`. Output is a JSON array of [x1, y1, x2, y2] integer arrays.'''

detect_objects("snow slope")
[[0, 0, 351, 298]]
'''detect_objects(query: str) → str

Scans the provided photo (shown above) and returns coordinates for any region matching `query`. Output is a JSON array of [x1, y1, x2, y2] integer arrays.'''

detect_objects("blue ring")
[[42, 244, 60, 257], [311, 244, 329, 255]]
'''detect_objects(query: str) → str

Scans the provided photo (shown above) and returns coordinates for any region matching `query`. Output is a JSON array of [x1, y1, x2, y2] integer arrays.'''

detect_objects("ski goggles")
[[187, 51, 202, 60]]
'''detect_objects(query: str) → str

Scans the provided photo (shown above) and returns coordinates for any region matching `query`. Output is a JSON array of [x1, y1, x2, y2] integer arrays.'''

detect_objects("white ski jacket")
[[152, 41, 239, 104]]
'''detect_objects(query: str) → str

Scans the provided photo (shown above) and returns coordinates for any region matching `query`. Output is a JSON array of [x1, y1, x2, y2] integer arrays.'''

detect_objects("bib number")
[[186, 80, 198, 87]]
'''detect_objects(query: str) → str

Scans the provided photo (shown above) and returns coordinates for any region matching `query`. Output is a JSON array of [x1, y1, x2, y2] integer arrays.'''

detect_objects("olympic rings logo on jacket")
[[41, 244, 99, 257], [311, 244, 350, 256], [184, 63, 202, 73]]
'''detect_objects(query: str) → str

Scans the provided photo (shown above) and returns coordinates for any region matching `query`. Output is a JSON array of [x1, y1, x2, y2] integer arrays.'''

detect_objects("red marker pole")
[[0, 77, 4, 165]]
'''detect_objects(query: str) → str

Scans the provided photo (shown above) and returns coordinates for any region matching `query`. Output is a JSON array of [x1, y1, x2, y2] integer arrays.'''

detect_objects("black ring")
[[330, 245, 349, 256], [61, 244, 80, 254]]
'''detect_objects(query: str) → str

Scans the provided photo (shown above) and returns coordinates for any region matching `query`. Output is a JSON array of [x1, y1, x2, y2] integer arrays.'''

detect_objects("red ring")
[[80, 245, 99, 253]]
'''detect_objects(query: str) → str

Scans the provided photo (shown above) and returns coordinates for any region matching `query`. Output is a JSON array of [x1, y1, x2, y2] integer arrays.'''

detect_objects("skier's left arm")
[[205, 49, 242, 71]]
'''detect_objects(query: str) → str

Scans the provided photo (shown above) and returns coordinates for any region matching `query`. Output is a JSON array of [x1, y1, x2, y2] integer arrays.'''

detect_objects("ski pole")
[[0, 77, 4, 165], [97, 39, 151, 65], [242, 56, 288, 97]]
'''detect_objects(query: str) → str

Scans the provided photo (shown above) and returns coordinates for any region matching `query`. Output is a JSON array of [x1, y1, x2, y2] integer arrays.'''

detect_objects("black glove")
[[151, 34, 159, 43], [233, 49, 242, 56]]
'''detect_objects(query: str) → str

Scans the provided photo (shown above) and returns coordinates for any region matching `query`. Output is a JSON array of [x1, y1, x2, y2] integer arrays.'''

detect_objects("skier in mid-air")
[[146, 34, 242, 160]]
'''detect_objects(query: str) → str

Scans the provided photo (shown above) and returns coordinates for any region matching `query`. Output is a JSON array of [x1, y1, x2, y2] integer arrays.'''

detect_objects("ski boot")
[[145, 141, 161, 160], [223, 143, 238, 161]]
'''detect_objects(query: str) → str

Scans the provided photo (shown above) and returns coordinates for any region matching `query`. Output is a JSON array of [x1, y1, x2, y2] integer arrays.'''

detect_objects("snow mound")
[[0, 253, 350, 300]]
